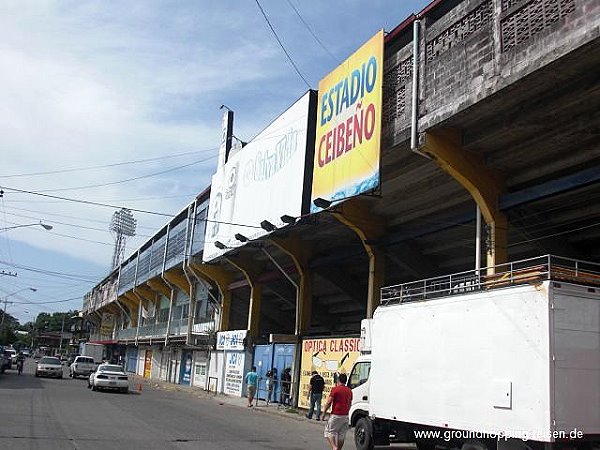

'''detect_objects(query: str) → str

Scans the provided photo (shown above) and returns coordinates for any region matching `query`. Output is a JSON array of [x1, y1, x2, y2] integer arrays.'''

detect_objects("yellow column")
[[122, 292, 139, 327], [226, 255, 264, 340], [190, 262, 234, 331], [272, 238, 313, 334], [420, 129, 507, 271], [330, 199, 386, 318]]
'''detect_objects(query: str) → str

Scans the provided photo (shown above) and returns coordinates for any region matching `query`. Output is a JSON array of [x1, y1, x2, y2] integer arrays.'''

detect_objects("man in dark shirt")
[[306, 370, 325, 420], [322, 373, 352, 450]]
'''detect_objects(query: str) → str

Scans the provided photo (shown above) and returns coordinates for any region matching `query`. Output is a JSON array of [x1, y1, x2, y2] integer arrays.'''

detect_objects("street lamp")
[[0, 221, 53, 233]]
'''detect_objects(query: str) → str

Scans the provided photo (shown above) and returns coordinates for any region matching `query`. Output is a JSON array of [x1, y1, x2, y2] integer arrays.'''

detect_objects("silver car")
[[88, 364, 129, 393], [35, 357, 64, 378]]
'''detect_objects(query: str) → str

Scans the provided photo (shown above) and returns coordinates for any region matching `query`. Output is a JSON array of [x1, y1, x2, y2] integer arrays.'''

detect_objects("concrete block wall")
[[382, 0, 599, 147]]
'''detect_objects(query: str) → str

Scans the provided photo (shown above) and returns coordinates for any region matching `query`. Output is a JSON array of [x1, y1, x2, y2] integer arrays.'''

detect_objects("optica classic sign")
[[311, 30, 383, 212], [298, 337, 360, 409]]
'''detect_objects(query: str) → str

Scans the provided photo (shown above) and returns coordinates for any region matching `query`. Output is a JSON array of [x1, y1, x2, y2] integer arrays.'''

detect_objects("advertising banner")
[[298, 337, 360, 409], [311, 30, 384, 212], [100, 312, 115, 335], [216, 329, 247, 351], [223, 351, 246, 396], [180, 352, 193, 385], [203, 91, 316, 262]]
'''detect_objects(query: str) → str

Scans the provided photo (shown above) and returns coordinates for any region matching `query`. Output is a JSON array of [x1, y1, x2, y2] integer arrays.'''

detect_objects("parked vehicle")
[[5, 348, 16, 367], [88, 363, 129, 393], [0, 346, 10, 373], [35, 356, 63, 378], [79, 343, 104, 364], [70, 356, 96, 378], [348, 256, 600, 450]]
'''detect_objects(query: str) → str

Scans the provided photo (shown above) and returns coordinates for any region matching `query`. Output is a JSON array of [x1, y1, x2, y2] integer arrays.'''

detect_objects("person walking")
[[321, 373, 352, 450], [245, 366, 258, 407], [306, 370, 325, 420]]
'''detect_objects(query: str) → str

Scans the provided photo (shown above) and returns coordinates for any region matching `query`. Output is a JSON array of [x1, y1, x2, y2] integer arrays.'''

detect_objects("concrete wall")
[[383, 0, 600, 147]]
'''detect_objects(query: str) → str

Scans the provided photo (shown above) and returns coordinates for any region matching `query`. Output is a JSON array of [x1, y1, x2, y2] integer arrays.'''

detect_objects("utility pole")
[[59, 315, 66, 355]]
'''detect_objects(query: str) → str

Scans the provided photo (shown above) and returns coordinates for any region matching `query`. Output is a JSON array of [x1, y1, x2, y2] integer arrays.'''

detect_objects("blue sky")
[[0, 0, 429, 323]]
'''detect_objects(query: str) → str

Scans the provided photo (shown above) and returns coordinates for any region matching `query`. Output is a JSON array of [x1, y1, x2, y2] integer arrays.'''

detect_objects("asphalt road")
[[0, 359, 338, 450]]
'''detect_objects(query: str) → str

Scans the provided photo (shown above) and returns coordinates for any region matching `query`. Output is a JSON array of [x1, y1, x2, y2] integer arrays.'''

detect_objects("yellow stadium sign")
[[311, 30, 383, 212]]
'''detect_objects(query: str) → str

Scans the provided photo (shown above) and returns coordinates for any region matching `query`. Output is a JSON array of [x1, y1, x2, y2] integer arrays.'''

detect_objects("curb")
[[129, 375, 323, 425]]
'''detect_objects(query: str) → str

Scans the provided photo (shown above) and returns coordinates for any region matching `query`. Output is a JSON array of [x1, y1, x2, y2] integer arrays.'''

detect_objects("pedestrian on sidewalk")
[[265, 369, 274, 405], [321, 373, 352, 450], [306, 370, 325, 420], [245, 366, 258, 407], [280, 367, 292, 406]]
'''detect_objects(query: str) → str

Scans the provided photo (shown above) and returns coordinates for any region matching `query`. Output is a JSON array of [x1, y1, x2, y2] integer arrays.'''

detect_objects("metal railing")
[[254, 378, 294, 408], [168, 319, 188, 336], [116, 328, 137, 340], [136, 323, 168, 339], [381, 255, 600, 305]]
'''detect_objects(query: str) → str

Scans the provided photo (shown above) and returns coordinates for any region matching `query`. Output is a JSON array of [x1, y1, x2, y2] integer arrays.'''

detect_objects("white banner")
[[203, 91, 315, 262], [216, 330, 247, 351]]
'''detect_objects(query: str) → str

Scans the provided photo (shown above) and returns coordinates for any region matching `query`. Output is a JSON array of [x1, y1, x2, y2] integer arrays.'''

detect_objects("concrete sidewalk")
[[130, 375, 325, 425]]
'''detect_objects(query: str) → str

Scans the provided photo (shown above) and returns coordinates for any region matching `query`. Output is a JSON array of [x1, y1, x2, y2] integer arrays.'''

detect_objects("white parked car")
[[35, 356, 64, 378], [88, 364, 129, 393]]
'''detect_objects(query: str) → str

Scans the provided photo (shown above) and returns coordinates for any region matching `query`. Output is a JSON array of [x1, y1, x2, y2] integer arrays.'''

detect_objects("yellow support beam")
[[190, 261, 234, 331], [271, 238, 313, 335], [134, 286, 156, 303], [226, 255, 264, 340], [146, 278, 171, 298], [122, 292, 139, 327], [420, 128, 507, 270], [330, 199, 386, 318], [163, 270, 191, 294]]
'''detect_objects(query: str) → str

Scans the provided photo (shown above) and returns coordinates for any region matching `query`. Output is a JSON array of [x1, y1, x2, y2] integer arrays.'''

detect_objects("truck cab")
[[348, 354, 377, 448]]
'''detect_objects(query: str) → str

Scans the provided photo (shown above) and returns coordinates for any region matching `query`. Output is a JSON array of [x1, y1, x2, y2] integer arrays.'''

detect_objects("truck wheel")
[[355, 417, 374, 450]]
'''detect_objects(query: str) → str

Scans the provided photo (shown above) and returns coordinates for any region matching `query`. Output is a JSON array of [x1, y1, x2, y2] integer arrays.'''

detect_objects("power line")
[[0, 186, 263, 228], [1, 186, 174, 217], [1, 209, 152, 238], [286, 0, 339, 63], [1, 205, 157, 230], [0, 147, 218, 178], [254, 0, 312, 90], [0, 259, 101, 283], [36, 155, 215, 193], [9, 295, 83, 305]]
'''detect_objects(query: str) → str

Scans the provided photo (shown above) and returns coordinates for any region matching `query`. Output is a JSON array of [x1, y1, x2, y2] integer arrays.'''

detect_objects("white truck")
[[79, 342, 104, 365], [348, 255, 600, 450], [69, 355, 96, 378]]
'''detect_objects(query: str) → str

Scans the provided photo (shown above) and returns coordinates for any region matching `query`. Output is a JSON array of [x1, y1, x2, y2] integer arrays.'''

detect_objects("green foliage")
[[34, 310, 79, 332]]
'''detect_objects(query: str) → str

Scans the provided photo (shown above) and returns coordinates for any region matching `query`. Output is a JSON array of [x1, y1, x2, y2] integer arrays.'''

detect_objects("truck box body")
[[369, 280, 600, 441], [79, 343, 104, 364]]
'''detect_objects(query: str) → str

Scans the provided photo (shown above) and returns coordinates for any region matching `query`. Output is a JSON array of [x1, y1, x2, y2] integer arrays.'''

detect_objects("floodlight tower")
[[109, 208, 137, 270]]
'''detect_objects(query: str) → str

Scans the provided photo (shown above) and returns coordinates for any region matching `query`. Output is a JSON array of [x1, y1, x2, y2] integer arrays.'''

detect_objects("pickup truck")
[[69, 356, 96, 378]]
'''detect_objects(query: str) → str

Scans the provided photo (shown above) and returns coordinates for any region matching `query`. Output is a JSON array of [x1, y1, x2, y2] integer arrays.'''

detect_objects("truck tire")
[[355, 417, 375, 450]]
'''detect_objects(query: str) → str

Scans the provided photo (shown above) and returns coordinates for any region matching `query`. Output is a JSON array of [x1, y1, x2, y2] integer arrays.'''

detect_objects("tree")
[[0, 310, 18, 345]]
